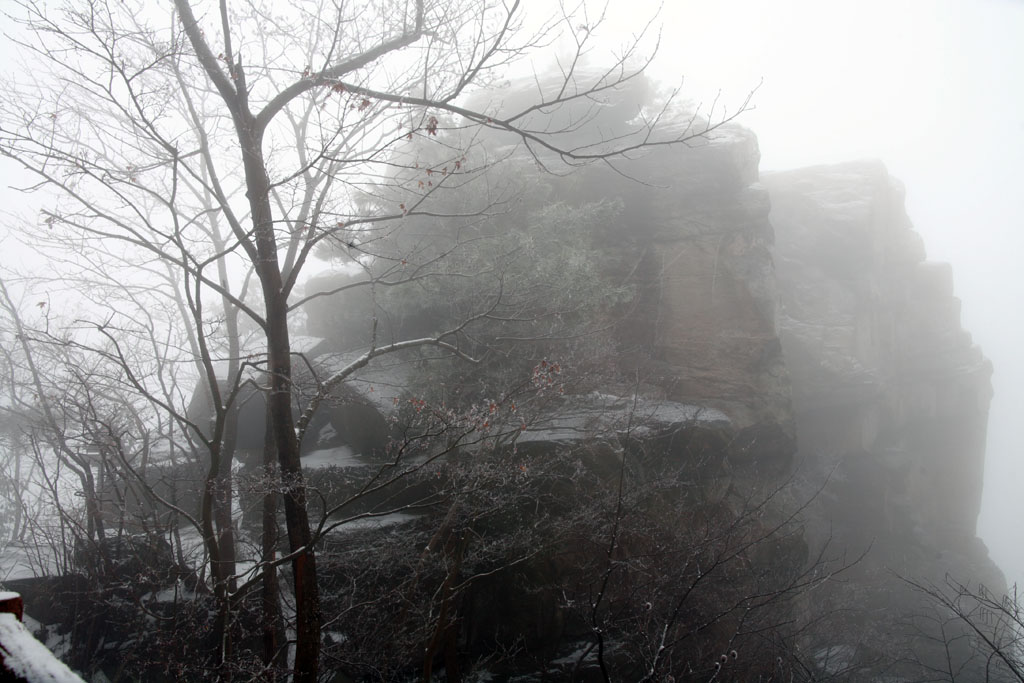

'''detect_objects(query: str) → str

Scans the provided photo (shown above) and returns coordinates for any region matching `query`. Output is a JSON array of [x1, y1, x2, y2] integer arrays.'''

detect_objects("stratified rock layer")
[[764, 162, 996, 573], [594, 144, 1002, 593], [577, 126, 796, 464]]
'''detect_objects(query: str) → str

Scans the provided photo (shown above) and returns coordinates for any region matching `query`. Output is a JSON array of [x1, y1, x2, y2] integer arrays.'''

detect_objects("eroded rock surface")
[[763, 161, 1003, 672], [577, 126, 796, 465], [765, 162, 996, 567]]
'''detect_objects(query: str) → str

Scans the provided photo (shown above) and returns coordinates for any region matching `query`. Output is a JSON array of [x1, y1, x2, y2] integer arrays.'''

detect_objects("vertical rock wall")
[[763, 160, 1000, 586], [596, 144, 1004, 601], [581, 126, 796, 463]]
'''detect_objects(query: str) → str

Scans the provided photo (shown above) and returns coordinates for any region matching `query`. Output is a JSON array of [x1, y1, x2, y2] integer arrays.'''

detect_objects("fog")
[[594, 0, 1024, 587], [0, 0, 1022, 678]]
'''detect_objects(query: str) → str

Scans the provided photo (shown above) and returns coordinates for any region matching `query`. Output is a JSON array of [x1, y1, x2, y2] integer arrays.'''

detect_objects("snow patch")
[[550, 642, 598, 665], [301, 445, 359, 469], [518, 393, 730, 445], [328, 512, 420, 533], [313, 350, 412, 414], [142, 582, 195, 605], [0, 612, 84, 682], [315, 422, 338, 444], [290, 335, 326, 355]]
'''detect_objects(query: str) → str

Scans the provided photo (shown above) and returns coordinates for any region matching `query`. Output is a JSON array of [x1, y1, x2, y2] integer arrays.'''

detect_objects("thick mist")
[[0, 1, 1021, 680], [601, 0, 1024, 587]]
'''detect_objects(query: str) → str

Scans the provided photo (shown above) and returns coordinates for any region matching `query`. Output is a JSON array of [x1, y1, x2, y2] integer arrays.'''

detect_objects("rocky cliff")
[[577, 134, 1000, 579], [569, 126, 796, 466], [301, 127, 1007, 675], [296, 124, 1006, 671], [577, 142, 1005, 678], [764, 162, 998, 580], [161, 117, 1007, 680], [5, 93, 1006, 679]]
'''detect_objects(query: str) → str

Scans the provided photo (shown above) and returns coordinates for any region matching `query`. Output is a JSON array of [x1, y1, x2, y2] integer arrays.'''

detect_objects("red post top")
[[0, 592, 23, 622]]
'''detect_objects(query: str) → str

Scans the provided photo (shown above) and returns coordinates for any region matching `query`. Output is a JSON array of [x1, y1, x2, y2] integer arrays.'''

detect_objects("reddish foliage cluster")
[[531, 360, 562, 392]]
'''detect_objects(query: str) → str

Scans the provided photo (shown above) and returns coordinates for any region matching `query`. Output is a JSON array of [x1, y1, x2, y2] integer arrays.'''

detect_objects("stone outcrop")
[[174, 115, 1003, 679], [299, 132, 1001, 593], [576, 126, 796, 465], [586, 140, 999, 581], [0, 113, 1003, 683], [301, 122, 798, 466], [763, 162, 998, 585], [307, 131, 1005, 673]]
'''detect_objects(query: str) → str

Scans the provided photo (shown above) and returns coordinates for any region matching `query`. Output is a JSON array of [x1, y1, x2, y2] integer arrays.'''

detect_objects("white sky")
[[598, 0, 1024, 585], [1, 0, 1021, 584]]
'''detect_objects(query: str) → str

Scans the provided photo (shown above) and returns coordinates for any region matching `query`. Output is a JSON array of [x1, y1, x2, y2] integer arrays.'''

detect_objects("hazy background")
[[597, 0, 1024, 586], [1, 0, 1021, 585]]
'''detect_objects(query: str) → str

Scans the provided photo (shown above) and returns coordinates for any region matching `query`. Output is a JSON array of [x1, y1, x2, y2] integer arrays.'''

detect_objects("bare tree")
[[902, 576, 1024, 683], [0, 0, 754, 678]]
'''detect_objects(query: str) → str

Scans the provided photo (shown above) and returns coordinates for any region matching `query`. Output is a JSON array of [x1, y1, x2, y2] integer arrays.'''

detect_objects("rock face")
[[763, 162, 998, 580], [188, 120, 1002, 676], [579, 151, 1002, 673], [746, 161, 1005, 675], [577, 133, 1002, 577], [299, 134, 1001, 594], [599, 141, 999, 569], [577, 126, 796, 465]]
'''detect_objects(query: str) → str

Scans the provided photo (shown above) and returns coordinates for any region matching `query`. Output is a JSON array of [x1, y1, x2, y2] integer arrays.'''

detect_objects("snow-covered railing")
[[0, 591, 84, 683]]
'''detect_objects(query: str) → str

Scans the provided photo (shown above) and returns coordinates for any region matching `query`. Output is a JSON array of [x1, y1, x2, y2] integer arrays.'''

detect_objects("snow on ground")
[[174, 528, 209, 564], [0, 612, 85, 682], [329, 512, 420, 532], [549, 642, 598, 666], [518, 392, 731, 445], [301, 445, 360, 469]]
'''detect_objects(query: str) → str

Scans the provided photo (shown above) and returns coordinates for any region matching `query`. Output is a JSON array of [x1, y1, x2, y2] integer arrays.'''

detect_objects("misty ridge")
[[0, 1, 1020, 682]]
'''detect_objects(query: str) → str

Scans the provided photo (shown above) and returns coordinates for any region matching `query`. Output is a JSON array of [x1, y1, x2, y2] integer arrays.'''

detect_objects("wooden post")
[[0, 592, 23, 622]]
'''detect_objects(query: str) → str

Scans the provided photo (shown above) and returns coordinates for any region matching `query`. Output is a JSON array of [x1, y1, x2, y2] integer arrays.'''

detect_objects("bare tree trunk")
[[239, 118, 321, 682], [9, 443, 24, 544], [208, 168, 243, 596], [264, 289, 321, 682], [171, 3, 323, 674], [200, 441, 232, 664], [216, 400, 239, 594], [81, 465, 114, 579], [262, 406, 286, 676]]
